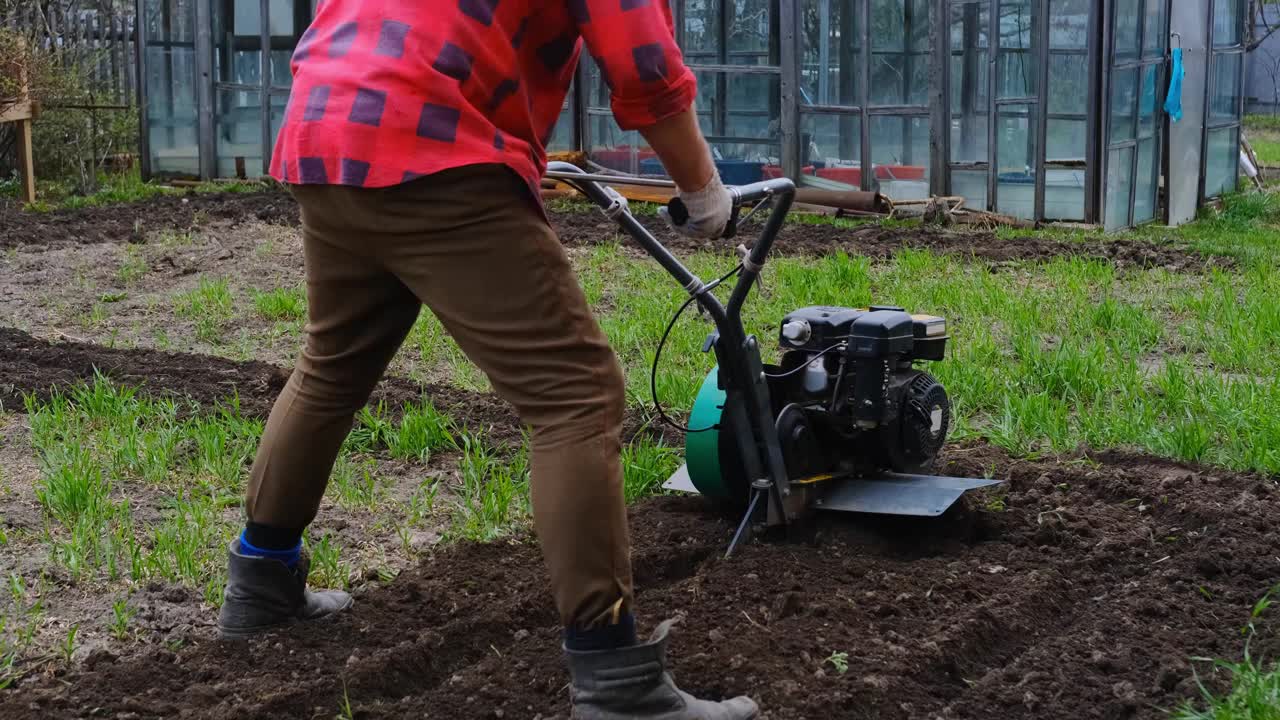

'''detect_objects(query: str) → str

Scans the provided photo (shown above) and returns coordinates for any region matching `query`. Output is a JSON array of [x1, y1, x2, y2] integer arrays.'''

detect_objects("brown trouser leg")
[[245, 165, 633, 628]]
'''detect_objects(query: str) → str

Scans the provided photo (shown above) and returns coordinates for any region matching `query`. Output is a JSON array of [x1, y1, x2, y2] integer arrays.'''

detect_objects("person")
[[214, 0, 756, 718]]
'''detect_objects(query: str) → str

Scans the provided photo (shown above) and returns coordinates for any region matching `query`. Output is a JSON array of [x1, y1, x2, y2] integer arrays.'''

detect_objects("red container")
[[815, 166, 862, 186], [591, 146, 657, 172], [875, 165, 926, 181], [762, 165, 815, 179]]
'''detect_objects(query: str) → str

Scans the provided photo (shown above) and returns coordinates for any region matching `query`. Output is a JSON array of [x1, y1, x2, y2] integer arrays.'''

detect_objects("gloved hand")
[[659, 172, 733, 239]]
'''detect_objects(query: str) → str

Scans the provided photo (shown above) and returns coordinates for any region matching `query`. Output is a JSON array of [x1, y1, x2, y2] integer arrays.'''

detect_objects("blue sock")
[[238, 530, 302, 567]]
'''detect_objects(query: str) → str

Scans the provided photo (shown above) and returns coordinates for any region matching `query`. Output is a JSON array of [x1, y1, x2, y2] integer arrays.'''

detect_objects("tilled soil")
[[0, 189, 1226, 270], [0, 332, 1277, 719], [0, 327, 674, 447], [0, 191, 298, 249], [1, 446, 1276, 720]]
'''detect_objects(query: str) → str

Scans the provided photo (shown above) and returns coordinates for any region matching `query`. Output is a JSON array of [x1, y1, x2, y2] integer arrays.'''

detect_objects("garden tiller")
[[546, 162, 1000, 556]]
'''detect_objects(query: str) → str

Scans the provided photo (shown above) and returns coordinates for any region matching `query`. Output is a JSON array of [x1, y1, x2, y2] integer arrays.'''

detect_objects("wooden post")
[[2, 36, 37, 204], [16, 118, 36, 204]]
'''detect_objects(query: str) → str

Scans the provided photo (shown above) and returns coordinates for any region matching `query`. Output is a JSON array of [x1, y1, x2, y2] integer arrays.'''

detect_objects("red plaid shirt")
[[271, 0, 696, 190]]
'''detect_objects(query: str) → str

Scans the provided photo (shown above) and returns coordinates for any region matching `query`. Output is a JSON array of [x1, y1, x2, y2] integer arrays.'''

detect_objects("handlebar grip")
[[730, 178, 797, 206]]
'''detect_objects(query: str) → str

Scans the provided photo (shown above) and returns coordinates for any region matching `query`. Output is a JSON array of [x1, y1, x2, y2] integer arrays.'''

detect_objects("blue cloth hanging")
[[1165, 48, 1185, 122]]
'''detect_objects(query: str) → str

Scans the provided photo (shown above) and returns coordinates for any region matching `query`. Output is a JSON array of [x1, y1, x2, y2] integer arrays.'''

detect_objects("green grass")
[[1172, 587, 1280, 720], [448, 435, 530, 542], [345, 399, 456, 461], [12, 169, 269, 212], [23, 377, 260, 593], [622, 436, 681, 502], [116, 246, 149, 286], [175, 277, 235, 343], [567, 191, 1280, 475], [251, 286, 306, 322]]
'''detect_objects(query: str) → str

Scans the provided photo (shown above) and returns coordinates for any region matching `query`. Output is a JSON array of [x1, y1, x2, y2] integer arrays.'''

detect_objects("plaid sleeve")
[[574, 0, 697, 130]]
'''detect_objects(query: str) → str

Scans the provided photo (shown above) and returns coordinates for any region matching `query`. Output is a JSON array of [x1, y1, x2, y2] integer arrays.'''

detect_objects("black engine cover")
[[882, 372, 951, 473], [778, 306, 864, 352]]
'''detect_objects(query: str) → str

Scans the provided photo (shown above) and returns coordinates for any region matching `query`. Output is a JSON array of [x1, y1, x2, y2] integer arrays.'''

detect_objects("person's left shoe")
[[565, 619, 759, 719], [217, 540, 353, 640]]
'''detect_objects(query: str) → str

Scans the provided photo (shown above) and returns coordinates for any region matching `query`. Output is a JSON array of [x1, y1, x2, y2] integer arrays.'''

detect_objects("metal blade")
[[817, 473, 1003, 517], [663, 463, 699, 493]]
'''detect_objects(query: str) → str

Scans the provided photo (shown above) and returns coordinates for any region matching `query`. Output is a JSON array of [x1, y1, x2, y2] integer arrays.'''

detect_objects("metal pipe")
[[545, 170, 676, 187]]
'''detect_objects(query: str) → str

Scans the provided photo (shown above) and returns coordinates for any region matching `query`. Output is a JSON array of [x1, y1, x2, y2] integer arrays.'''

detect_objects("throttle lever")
[[665, 197, 740, 239]]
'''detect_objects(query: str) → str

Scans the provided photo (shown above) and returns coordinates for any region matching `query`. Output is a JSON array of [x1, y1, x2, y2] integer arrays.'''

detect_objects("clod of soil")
[[2, 445, 1277, 719], [1, 189, 1225, 271]]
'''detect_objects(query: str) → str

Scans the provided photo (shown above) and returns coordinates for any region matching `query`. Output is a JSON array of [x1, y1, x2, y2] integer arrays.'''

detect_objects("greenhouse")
[[137, 0, 1246, 229]]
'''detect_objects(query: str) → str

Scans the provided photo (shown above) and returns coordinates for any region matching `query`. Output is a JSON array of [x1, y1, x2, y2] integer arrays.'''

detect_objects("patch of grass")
[[306, 532, 351, 590], [346, 399, 456, 461], [448, 436, 530, 542], [621, 436, 680, 502], [175, 277, 234, 343], [116, 246, 149, 286], [329, 456, 382, 510], [251, 286, 306, 322], [1172, 586, 1280, 720], [24, 377, 259, 590], [108, 598, 135, 641], [409, 310, 489, 390]]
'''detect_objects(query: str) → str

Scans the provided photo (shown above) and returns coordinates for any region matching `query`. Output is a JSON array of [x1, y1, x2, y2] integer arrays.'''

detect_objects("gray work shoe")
[[566, 620, 758, 720], [217, 540, 353, 640]]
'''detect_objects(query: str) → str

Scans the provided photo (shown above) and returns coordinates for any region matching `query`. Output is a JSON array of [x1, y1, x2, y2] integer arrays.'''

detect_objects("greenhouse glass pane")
[[997, 0, 1036, 97], [1133, 137, 1157, 224], [1138, 65, 1160, 139], [1105, 146, 1134, 229], [870, 115, 930, 199], [216, 88, 264, 178], [800, 0, 859, 105], [802, 112, 861, 167], [1213, 0, 1243, 47], [1209, 53, 1242, 122], [1049, 0, 1090, 49], [1143, 0, 1166, 58], [1204, 126, 1239, 197], [1114, 0, 1139, 62], [1110, 67, 1138, 143], [996, 103, 1036, 218]]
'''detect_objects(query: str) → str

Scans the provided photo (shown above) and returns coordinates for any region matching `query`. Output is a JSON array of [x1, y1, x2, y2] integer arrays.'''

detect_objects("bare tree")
[[1249, 0, 1280, 52], [1259, 46, 1280, 114]]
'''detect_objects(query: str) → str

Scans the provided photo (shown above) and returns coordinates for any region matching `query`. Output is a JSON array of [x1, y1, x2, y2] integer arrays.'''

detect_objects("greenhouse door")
[[1167, 0, 1207, 225], [797, 0, 932, 200], [210, 0, 309, 178], [1102, 0, 1168, 230], [946, 0, 1089, 221], [138, 0, 200, 177]]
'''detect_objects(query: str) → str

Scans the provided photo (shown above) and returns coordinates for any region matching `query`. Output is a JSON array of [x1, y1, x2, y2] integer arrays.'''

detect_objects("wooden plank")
[[16, 118, 37, 204]]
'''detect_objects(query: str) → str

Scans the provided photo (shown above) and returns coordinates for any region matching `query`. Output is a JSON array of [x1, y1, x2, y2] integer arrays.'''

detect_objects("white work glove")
[[659, 173, 733, 239]]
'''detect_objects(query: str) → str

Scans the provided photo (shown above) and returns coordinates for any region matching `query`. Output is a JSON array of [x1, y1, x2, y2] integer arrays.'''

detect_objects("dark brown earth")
[[0, 190, 298, 248], [0, 326, 673, 448], [0, 188, 1226, 270], [1, 332, 1278, 719], [1, 446, 1276, 720]]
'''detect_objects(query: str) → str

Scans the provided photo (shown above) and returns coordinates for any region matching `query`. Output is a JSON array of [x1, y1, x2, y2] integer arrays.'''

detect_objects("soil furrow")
[[1, 190, 1226, 270], [1, 332, 1278, 718]]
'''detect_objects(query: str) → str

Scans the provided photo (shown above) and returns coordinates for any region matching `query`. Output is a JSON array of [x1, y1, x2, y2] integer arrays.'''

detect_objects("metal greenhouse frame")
[[134, 0, 1245, 229]]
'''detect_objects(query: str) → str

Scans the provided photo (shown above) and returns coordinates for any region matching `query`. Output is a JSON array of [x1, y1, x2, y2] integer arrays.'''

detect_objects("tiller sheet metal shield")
[[664, 464, 1001, 518]]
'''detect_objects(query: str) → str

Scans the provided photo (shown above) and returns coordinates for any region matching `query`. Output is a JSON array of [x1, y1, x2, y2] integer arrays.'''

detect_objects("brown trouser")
[[244, 164, 632, 628]]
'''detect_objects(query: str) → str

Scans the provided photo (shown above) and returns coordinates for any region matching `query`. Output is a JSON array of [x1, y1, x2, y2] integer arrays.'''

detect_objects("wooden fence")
[[2, 1, 138, 108]]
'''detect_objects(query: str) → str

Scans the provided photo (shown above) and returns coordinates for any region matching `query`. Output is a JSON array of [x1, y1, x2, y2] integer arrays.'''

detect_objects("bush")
[[0, 20, 139, 195]]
